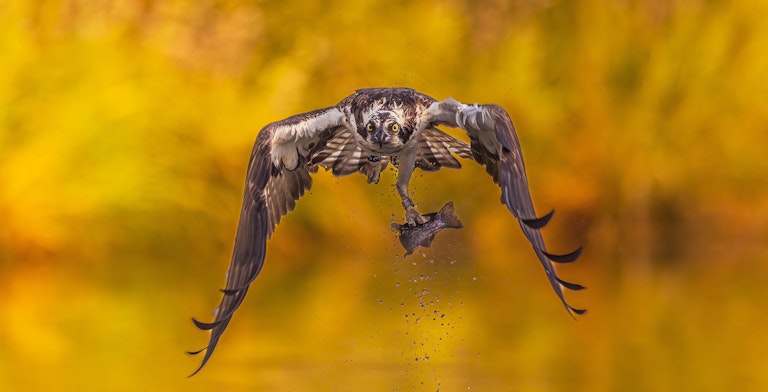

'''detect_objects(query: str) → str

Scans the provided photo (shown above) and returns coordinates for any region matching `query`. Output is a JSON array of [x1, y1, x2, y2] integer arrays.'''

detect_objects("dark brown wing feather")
[[427, 100, 585, 317], [189, 107, 347, 376], [415, 128, 473, 171], [187, 127, 273, 376], [310, 129, 368, 176]]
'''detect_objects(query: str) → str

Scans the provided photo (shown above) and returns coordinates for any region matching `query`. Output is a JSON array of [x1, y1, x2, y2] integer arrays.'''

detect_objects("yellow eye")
[[366, 123, 373, 132], [391, 123, 400, 132]]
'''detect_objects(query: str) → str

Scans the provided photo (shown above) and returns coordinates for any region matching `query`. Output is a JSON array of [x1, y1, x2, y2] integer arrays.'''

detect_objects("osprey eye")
[[366, 123, 374, 132], [390, 123, 400, 132]]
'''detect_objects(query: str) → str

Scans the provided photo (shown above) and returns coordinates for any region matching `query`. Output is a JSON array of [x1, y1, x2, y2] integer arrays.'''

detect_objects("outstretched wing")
[[188, 106, 349, 376], [426, 98, 585, 317]]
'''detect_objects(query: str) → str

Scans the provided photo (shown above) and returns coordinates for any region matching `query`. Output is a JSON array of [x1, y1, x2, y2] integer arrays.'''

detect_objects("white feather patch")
[[270, 108, 345, 168]]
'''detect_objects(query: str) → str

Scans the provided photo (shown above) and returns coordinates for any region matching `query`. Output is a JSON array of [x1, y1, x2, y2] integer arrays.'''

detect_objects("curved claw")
[[405, 206, 427, 226], [521, 209, 555, 229]]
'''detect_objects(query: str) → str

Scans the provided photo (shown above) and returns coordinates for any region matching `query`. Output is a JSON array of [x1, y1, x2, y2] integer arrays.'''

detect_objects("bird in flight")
[[189, 88, 584, 375]]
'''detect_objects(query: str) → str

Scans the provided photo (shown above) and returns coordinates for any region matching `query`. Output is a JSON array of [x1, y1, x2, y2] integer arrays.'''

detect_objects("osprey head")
[[358, 110, 412, 153]]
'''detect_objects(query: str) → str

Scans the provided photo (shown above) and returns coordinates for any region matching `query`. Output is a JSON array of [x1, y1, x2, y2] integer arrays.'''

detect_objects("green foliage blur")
[[2, 0, 767, 390]]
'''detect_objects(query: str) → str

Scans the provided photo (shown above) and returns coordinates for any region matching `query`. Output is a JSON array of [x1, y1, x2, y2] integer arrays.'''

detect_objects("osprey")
[[189, 88, 584, 375]]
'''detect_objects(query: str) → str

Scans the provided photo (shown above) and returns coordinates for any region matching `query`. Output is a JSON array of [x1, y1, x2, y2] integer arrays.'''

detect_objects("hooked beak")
[[373, 128, 388, 148]]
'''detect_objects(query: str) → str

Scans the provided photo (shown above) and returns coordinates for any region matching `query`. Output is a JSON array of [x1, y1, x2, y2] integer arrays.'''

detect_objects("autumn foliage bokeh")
[[1, 1, 767, 390]]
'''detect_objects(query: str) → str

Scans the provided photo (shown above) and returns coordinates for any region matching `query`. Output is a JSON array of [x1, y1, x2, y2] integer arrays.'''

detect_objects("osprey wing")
[[189, 106, 348, 375], [426, 99, 585, 317], [414, 128, 473, 172]]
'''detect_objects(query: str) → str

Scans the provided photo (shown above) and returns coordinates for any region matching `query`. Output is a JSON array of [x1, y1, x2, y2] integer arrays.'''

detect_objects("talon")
[[406, 206, 426, 226]]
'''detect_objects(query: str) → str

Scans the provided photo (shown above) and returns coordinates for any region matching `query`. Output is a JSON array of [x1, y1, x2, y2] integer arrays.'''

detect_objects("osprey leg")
[[397, 149, 426, 226], [395, 148, 426, 226]]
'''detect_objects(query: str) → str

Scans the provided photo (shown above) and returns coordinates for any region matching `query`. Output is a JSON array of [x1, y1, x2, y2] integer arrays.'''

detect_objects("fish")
[[390, 201, 463, 256]]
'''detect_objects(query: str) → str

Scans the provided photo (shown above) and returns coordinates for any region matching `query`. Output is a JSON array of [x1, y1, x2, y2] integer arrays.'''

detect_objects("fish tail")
[[437, 201, 463, 229]]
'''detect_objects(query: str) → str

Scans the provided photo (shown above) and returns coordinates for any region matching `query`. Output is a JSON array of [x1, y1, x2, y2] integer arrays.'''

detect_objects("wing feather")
[[414, 128, 472, 171], [189, 106, 347, 376], [426, 99, 585, 317], [311, 129, 368, 176]]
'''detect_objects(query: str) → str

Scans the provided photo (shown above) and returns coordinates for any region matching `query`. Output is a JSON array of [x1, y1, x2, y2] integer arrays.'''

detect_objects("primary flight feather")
[[189, 88, 584, 375]]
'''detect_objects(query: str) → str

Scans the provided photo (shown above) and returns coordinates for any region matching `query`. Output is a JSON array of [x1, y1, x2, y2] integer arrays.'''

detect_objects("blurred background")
[[1, 0, 767, 390]]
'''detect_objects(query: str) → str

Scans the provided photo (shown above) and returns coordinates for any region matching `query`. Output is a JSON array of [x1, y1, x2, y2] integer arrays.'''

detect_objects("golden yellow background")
[[2, 1, 767, 390]]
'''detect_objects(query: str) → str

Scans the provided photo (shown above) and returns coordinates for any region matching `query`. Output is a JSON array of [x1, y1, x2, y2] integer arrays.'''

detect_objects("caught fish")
[[391, 201, 463, 256]]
